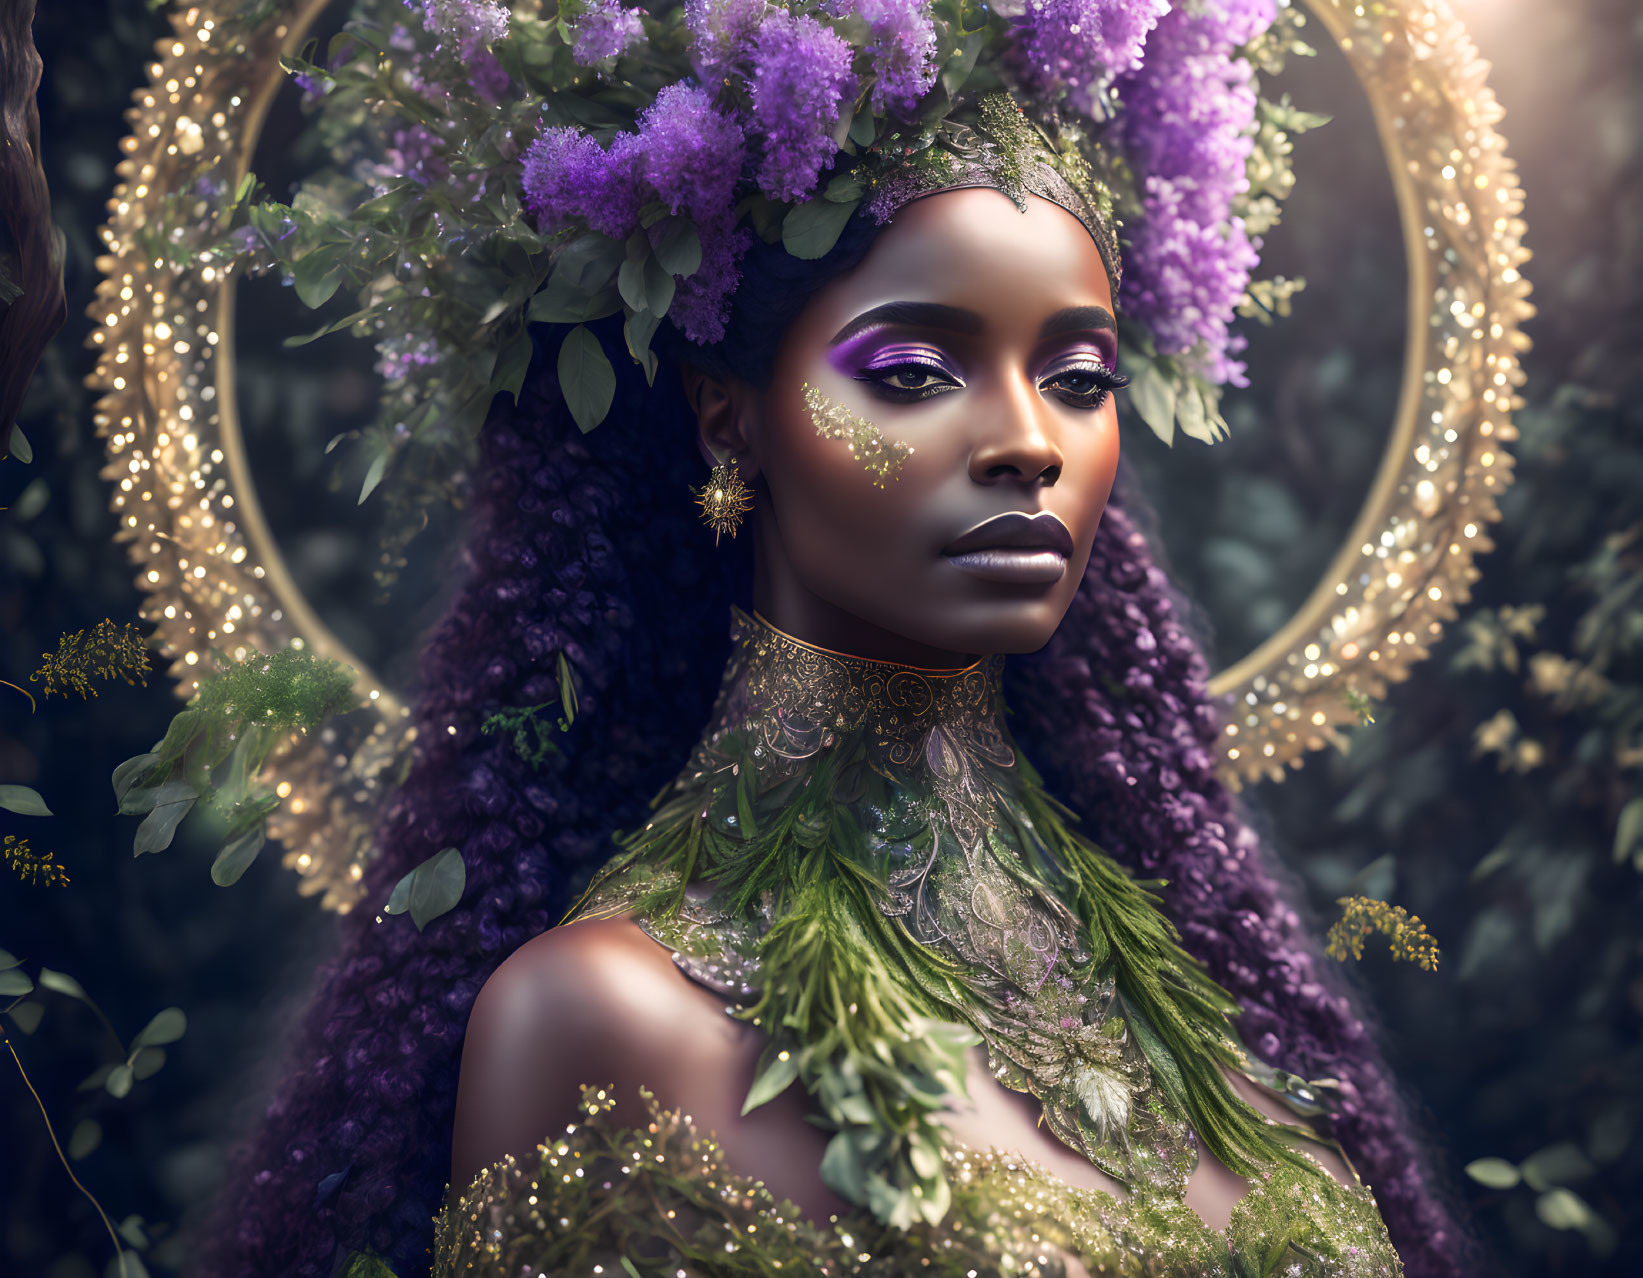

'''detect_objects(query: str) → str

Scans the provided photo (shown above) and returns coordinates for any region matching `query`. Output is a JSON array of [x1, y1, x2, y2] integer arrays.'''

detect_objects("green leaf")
[[38, 967, 90, 1003], [783, 198, 859, 260], [527, 279, 622, 325], [624, 308, 661, 386], [1175, 382, 1212, 445], [848, 112, 877, 148], [358, 449, 389, 506], [116, 1213, 149, 1250], [0, 968, 33, 997], [409, 847, 466, 932], [384, 868, 414, 916], [106, 1063, 134, 1099], [7, 1000, 43, 1034], [69, 1118, 102, 1160], [558, 325, 616, 434], [292, 243, 346, 309], [133, 780, 198, 855], [211, 826, 267, 886], [651, 217, 702, 277], [1614, 797, 1643, 865], [1536, 1187, 1595, 1231], [823, 173, 865, 204], [556, 652, 579, 726], [1521, 1141, 1595, 1190], [1464, 1157, 1521, 1189], [104, 1250, 151, 1278], [112, 754, 162, 810], [282, 305, 374, 348], [643, 255, 675, 318], [742, 1048, 799, 1113], [9, 422, 33, 464], [491, 329, 535, 406], [617, 256, 648, 313], [132, 1006, 187, 1049], [0, 948, 18, 970], [619, 1260, 642, 1278], [1123, 358, 1177, 447], [131, 1046, 167, 1080], [0, 784, 52, 816]]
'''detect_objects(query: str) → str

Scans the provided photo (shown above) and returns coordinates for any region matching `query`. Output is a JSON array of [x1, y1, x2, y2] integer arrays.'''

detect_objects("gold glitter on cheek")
[[801, 382, 914, 488]]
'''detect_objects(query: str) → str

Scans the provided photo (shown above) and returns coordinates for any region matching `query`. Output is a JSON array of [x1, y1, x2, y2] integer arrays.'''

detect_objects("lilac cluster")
[[1015, 0, 1169, 115], [375, 330, 442, 384], [684, 0, 769, 83], [414, 0, 513, 103], [569, 0, 649, 65], [1114, 1, 1275, 384], [416, 0, 508, 50], [749, 11, 858, 201], [843, 0, 939, 115], [521, 82, 752, 342]]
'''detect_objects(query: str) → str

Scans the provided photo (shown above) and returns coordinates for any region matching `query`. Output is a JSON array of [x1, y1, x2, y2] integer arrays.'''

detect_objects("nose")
[[968, 380, 1064, 487]]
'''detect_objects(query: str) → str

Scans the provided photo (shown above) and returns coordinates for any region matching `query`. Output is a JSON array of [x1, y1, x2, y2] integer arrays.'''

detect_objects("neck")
[[707, 605, 1011, 772]]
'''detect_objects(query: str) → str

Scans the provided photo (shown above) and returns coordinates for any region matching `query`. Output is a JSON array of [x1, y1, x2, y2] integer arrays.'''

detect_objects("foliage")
[[109, 645, 360, 881], [1324, 896, 1440, 971]]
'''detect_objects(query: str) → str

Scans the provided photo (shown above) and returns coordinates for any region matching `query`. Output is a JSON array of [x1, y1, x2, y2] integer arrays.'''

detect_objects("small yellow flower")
[[1326, 896, 1440, 971], [29, 619, 152, 702], [3, 834, 70, 887]]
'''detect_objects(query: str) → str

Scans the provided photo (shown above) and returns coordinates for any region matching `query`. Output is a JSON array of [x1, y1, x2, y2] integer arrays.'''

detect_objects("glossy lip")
[[941, 511, 1075, 557]]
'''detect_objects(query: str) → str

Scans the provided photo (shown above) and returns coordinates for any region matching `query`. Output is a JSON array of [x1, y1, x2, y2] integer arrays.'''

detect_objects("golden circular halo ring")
[[88, 0, 1531, 910]]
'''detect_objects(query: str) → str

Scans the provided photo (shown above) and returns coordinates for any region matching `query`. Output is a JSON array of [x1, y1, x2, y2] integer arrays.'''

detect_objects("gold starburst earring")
[[692, 458, 755, 545]]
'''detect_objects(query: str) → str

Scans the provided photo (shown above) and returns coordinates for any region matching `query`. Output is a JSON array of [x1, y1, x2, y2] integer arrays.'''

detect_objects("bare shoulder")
[[449, 915, 706, 1196]]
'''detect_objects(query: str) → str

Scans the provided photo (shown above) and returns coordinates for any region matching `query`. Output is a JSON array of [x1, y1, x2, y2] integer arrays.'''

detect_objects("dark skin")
[[450, 191, 1355, 1250]]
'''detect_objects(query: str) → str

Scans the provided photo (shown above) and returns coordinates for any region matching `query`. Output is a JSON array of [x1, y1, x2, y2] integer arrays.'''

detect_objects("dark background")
[[2, 1, 1639, 1275]]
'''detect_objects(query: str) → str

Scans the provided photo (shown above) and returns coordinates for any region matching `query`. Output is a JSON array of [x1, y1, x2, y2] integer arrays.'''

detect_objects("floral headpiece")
[[212, 0, 1316, 499]]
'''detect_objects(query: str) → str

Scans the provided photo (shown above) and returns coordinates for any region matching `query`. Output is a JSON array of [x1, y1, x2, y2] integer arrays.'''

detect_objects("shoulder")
[[450, 915, 703, 1193], [469, 914, 686, 1041]]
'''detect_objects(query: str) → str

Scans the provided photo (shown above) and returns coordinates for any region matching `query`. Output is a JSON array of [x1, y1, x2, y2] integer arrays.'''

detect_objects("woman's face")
[[693, 187, 1123, 667]]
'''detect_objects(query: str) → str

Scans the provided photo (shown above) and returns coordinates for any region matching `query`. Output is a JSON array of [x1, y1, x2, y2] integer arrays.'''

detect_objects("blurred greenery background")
[[1, 0, 1638, 1275]]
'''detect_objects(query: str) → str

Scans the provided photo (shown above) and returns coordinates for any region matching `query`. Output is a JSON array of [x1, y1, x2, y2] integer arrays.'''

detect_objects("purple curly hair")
[[186, 207, 1477, 1278]]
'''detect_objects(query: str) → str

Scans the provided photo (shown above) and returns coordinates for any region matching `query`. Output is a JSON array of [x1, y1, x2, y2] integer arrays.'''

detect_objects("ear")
[[679, 363, 763, 482]]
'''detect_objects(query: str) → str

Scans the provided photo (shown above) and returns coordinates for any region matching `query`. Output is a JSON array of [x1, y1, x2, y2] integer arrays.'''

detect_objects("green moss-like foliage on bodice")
[[560, 608, 1338, 1230], [430, 1084, 1403, 1278]]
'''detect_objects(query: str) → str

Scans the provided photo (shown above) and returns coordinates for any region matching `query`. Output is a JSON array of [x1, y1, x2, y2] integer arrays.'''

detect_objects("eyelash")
[[857, 359, 1130, 410]]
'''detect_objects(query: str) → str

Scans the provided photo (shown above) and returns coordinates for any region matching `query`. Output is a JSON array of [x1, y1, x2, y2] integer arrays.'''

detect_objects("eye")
[[856, 360, 962, 401], [1041, 361, 1130, 411]]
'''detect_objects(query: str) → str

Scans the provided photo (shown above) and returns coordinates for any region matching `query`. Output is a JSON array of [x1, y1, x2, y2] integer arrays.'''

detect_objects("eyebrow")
[[828, 301, 1115, 347]]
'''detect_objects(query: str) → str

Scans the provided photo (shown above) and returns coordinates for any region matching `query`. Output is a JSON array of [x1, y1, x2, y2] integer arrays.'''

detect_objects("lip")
[[944, 548, 1069, 585], [942, 511, 1075, 557]]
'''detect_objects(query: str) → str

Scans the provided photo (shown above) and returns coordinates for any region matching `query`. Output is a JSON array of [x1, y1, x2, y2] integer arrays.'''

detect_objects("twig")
[[3, 1028, 131, 1276]]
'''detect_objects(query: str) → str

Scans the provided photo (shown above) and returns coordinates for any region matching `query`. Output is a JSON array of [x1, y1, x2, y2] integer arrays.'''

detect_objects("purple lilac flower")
[[375, 330, 441, 384], [1016, 0, 1169, 115], [1113, 3, 1272, 384], [386, 122, 451, 186], [667, 210, 754, 344], [519, 126, 646, 240], [684, 0, 768, 84], [844, 0, 938, 116], [569, 0, 649, 66], [749, 10, 857, 201], [416, 0, 509, 52], [468, 48, 512, 103], [636, 81, 747, 224]]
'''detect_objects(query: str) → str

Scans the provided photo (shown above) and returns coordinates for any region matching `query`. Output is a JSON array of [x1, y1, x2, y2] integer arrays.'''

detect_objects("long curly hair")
[[187, 208, 1477, 1278]]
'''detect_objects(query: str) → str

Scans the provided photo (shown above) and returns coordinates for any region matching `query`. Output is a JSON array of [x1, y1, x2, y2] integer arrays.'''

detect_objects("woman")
[[187, 6, 1475, 1277], [442, 182, 1401, 1276]]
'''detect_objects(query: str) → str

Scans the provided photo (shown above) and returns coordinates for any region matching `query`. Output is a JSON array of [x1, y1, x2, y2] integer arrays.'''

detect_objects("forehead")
[[803, 188, 1116, 330]]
